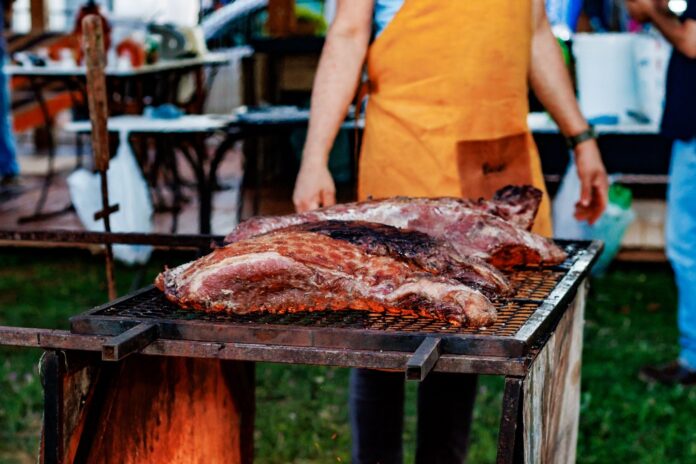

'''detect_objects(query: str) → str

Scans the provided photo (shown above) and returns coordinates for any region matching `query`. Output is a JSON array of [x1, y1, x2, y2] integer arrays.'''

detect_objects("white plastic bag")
[[553, 160, 636, 275], [553, 160, 589, 240], [67, 130, 154, 265]]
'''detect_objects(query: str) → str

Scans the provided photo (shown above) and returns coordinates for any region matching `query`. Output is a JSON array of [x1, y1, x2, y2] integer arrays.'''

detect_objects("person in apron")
[[294, 1, 609, 462]]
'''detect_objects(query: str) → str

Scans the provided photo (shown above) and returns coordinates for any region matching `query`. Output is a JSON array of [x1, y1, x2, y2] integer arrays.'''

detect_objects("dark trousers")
[[349, 368, 478, 464]]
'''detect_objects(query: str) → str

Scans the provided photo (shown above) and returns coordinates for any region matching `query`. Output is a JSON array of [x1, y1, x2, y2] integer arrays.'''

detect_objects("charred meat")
[[284, 220, 511, 298], [224, 186, 566, 269]]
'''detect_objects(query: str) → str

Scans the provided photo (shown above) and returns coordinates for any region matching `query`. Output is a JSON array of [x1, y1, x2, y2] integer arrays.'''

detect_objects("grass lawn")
[[1, 248, 695, 463]]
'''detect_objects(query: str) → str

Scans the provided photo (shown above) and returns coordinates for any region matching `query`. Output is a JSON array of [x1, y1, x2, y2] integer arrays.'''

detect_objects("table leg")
[[177, 136, 214, 234], [18, 78, 74, 224], [65, 77, 88, 169], [239, 133, 262, 220]]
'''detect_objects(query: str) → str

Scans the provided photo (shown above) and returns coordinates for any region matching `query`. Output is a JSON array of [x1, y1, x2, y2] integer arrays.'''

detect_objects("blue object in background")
[[0, 63, 18, 178], [665, 138, 696, 370], [0, 5, 18, 179], [546, 0, 584, 31], [143, 104, 184, 119]]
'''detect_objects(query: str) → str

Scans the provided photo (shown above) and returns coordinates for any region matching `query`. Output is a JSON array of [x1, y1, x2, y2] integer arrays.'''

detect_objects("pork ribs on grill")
[[156, 229, 498, 327]]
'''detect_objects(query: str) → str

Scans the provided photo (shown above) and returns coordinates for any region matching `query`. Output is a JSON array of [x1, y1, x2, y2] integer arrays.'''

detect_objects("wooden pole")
[[29, 0, 47, 33], [82, 15, 118, 301], [267, 0, 296, 37]]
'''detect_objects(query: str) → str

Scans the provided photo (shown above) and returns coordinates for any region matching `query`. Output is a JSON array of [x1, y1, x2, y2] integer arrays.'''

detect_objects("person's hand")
[[573, 139, 609, 225], [626, 0, 656, 22], [293, 159, 336, 212]]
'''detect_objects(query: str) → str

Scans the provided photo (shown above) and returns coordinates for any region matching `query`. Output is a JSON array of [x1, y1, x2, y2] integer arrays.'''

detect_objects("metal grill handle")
[[102, 323, 160, 361], [406, 337, 442, 381]]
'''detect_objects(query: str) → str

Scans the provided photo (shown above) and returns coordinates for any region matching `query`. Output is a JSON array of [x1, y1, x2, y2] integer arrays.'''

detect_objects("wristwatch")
[[565, 126, 597, 149]]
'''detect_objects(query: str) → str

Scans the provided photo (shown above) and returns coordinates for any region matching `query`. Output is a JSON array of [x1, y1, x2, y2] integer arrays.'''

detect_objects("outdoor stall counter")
[[0, 240, 602, 464]]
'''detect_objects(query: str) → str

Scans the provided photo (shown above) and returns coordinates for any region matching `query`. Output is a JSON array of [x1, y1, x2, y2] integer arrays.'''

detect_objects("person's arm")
[[293, 0, 374, 212], [627, 0, 696, 58], [529, 0, 609, 224]]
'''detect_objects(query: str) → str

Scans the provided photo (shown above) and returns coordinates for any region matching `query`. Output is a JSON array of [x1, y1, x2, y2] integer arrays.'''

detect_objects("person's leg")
[[416, 373, 478, 464], [349, 368, 405, 464], [666, 139, 696, 371], [0, 50, 18, 179]]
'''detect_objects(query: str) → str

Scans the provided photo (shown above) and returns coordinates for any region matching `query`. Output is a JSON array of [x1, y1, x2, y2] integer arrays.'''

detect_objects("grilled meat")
[[156, 230, 497, 327], [462, 185, 542, 231], [284, 220, 511, 298], [224, 186, 566, 269]]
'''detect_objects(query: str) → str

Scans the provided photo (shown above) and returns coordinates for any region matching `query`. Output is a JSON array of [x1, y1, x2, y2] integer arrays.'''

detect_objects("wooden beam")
[[267, 0, 296, 37], [30, 0, 47, 32], [523, 286, 586, 463]]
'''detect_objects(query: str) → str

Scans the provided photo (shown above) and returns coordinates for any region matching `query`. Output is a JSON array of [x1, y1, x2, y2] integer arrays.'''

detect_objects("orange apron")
[[358, 0, 552, 236]]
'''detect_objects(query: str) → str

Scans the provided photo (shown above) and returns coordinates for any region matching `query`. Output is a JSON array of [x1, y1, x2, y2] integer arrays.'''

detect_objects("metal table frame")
[[9, 55, 228, 225]]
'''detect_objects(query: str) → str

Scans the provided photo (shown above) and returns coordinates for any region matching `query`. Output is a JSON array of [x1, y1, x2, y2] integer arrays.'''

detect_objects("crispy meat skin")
[[284, 220, 511, 297], [156, 230, 498, 327], [224, 186, 566, 269]]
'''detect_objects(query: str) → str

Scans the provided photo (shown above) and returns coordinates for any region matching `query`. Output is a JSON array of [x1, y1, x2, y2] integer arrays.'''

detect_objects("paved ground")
[[0, 135, 278, 238]]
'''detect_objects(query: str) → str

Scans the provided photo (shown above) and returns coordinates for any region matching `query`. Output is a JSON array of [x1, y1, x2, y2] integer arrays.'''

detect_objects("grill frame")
[[70, 240, 602, 358]]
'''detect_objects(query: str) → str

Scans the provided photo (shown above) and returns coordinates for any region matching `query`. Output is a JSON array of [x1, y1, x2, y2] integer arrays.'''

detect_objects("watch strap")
[[565, 126, 597, 149]]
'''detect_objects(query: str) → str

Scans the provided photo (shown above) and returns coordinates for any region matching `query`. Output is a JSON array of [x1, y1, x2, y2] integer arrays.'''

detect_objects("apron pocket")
[[456, 133, 534, 200]]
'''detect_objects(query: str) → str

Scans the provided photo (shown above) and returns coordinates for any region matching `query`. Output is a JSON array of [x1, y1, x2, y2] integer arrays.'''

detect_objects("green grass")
[[0, 249, 695, 463]]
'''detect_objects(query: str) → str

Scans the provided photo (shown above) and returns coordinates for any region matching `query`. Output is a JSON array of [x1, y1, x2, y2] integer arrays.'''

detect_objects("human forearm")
[[529, 18, 589, 136], [529, 0, 608, 224], [294, 0, 372, 212], [647, 7, 696, 58], [302, 17, 371, 167]]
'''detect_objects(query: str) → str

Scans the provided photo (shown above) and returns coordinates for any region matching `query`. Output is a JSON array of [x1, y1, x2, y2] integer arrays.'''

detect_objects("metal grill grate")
[[92, 243, 584, 337]]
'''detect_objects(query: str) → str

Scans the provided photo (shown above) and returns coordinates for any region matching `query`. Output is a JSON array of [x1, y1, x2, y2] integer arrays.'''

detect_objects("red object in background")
[[116, 38, 146, 68], [73, 0, 111, 64]]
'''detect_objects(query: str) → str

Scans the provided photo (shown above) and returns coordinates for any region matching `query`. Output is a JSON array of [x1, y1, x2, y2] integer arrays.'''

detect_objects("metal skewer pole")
[[83, 15, 119, 300]]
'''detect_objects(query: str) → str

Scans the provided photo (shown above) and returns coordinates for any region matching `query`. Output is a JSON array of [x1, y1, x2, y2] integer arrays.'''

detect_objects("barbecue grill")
[[0, 238, 601, 464], [0, 17, 601, 463], [71, 241, 593, 361]]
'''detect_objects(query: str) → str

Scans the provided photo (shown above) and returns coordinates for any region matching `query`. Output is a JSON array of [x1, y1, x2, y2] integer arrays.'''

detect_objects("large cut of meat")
[[156, 229, 497, 327], [283, 220, 511, 298], [225, 186, 566, 269], [461, 185, 542, 231]]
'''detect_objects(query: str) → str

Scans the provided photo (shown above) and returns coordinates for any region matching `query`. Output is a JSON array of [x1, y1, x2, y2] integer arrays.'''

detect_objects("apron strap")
[[353, 78, 370, 182]]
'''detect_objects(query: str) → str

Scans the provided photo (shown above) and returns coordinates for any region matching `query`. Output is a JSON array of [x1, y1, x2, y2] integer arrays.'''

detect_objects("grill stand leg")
[[496, 284, 587, 464], [496, 377, 524, 464], [40, 351, 65, 464]]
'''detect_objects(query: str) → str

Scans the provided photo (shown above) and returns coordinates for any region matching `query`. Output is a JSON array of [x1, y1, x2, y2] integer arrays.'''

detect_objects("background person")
[[0, 0, 18, 190], [628, 0, 696, 386]]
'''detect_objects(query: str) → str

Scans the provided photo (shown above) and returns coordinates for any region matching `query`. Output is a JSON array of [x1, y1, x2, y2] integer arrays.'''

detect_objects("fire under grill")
[[70, 241, 602, 364]]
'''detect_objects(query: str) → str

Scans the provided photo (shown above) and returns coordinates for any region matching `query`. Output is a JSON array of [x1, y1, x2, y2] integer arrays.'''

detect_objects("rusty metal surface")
[[0, 230, 224, 249], [101, 322, 159, 361], [0, 327, 530, 376], [69, 241, 601, 358], [406, 337, 441, 381]]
